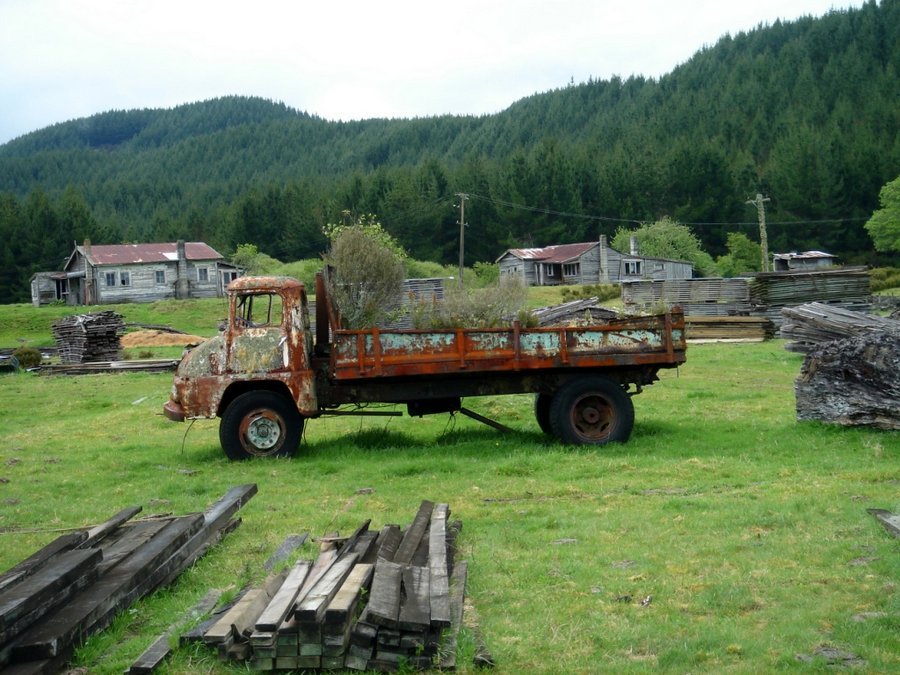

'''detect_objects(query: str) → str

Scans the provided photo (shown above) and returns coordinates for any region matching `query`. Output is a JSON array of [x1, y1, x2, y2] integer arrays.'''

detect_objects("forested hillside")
[[0, 0, 897, 303]]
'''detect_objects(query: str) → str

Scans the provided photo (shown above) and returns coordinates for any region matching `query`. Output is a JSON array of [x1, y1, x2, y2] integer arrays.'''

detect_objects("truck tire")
[[219, 391, 303, 460], [534, 393, 554, 435], [549, 376, 634, 445]]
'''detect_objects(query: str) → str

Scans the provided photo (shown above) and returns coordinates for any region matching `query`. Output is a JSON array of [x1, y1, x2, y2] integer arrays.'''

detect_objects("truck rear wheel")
[[220, 391, 303, 460], [534, 393, 554, 435], [549, 377, 634, 445]]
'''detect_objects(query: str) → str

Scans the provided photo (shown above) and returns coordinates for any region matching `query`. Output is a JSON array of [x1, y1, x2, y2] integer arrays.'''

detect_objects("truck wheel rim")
[[240, 410, 283, 451], [570, 394, 612, 440]]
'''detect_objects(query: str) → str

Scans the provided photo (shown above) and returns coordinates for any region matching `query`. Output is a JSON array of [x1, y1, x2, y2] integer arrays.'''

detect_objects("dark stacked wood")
[[0, 485, 256, 674], [780, 302, 900, 353], [622, 278, 752, 316], [51, 311, 125, 363], [205, 500, 469, 672], [749, 267, 871, 328], [684, 316, 775, 342], [795, 330, 900, 431], [532, 298, 619, 326]]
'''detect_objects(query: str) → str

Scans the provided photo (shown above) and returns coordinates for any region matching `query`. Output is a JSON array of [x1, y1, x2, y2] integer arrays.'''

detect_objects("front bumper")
[[163, 398, 185, 422]]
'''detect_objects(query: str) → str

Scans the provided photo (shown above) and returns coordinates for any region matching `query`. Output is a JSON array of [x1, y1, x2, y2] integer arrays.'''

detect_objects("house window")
[[155, 270, 166, 284], [119, 271, 131, 286], [624, 260, 643, 276], [105, 272, 116, 287], [197, 267, 209, 282], [563, 263, 580, 277], [544, 264, 555, 277]]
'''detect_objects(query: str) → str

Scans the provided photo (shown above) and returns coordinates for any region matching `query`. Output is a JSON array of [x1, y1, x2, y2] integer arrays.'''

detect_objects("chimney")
[[598, 235, 609, 283], [175, 240, 190, 299], [630, 236, 639, 257]]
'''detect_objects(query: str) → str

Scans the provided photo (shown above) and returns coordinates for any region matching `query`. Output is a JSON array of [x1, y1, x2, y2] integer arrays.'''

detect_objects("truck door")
[[226, 291, 290, 374]]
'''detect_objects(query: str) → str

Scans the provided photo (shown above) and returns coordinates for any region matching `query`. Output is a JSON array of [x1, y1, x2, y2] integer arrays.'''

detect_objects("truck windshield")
[[235, 293, 284, 328]]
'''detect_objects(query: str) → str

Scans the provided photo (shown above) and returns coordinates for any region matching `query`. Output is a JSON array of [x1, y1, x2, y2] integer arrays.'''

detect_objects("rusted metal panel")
[[329, 310, 686, 381]]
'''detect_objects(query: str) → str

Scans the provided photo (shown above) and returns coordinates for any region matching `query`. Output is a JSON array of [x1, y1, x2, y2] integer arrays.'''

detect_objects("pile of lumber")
[[0, 485, 256, 674], [194, 500, 471, 672], [780, 302, 900, 353], [684, 316, 775, 342], [51, 311, 125, 363], [795, 330, 900, 430], [749, 267, 871, 327], [621, 278, 752, 316], [532, 298, 619, 326]]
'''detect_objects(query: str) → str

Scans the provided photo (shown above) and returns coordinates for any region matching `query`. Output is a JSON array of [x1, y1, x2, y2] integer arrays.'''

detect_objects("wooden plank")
[[294, 555, 358, 623], [439, 559, 468, 671], [79, 506, 143, 548], [867, 509, 900, 539], [254, 560, 311, 632], [375, 525, 402, 562], [203, 572, 285, 644], [263, 534, 308, 572], [334, 520, 371, 564], [393, 501, 434, 565], [126, 588, 221, 674], [351, 531, 381, 565], [365, 559, 402, 628], [398, 565, 431, 631], [323, 563, 373, 626], [0, 549, 101, 639], [0, 532, 87, 594], [96, 520, 171, 574], [428, 503, 451, 628], [10, 514, 205, 661]]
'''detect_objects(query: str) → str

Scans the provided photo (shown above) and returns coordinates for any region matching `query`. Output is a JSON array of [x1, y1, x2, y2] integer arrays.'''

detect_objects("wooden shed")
[[496, 235, 693, 286], [31, 240, 239, 306]]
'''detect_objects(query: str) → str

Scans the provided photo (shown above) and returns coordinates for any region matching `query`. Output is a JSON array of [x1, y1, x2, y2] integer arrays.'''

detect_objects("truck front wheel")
[[220, 391, 303, 460], [549, 377, 634, 445]]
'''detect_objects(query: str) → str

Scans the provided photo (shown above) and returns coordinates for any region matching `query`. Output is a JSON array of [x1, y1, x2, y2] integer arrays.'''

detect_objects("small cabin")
[[772, 251, 837, 272], [496, 235, 693, 286], [31, 240, 240, 306]]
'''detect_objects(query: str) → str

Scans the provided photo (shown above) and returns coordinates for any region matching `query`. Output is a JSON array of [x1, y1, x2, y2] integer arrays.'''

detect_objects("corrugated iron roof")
[[506, 242, 597, 264], [80, 242, 224, 266], [773, 250, 835, 260]]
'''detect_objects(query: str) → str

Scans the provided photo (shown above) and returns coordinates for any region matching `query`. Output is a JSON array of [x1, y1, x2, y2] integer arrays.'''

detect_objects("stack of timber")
[[201, 500, 473, 672], [0, 484, 256, 674], [748, 267, 871, 327], [51, 311, 125, 363], [795, 329, 900, 430], [780, 302, 900, 353], [532, 298, 619, 326], [622, 278, 752, 317], [683, 316, 774, 342]]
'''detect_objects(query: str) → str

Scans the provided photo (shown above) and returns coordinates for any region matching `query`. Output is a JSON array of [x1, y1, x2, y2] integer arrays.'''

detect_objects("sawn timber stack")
[[203, 500, 473, 672], [0, 485, 256, 674]]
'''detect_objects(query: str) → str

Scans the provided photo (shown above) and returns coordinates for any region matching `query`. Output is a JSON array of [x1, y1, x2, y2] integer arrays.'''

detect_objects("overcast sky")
[[0, 0, 864, 145]]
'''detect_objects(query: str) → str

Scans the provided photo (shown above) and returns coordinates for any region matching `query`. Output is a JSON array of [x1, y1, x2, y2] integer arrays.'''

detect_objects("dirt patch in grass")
[[121, 329, 206, 347]]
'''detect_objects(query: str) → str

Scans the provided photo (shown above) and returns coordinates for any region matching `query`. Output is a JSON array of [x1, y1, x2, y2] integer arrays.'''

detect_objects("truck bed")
[[329, 309, 686, 380]]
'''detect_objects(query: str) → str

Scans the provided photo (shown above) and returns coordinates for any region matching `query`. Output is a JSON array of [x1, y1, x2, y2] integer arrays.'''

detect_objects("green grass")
[[0, 340, 897, 674]]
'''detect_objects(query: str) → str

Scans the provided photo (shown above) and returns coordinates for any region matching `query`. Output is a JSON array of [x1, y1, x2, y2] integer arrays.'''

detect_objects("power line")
[[466, 192, 868, 228]]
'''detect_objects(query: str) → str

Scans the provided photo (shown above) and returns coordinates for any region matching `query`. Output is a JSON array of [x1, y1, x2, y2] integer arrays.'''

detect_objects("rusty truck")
[[162, 274, 686, 460]]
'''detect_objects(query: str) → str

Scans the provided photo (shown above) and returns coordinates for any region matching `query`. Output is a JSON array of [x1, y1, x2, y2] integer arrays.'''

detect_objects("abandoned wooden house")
[[772, 250, 836, 272], [496, 235, 693, 286], [30, 240, 241, 306]]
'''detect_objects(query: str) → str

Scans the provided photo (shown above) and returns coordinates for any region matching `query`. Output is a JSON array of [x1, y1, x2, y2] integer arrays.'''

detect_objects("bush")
[[411, 278, 530, 329], [12, 346, 42, 369], [323, 222, 406, 329], [560, 283, 621, 303], [870, 267, 900, 292]]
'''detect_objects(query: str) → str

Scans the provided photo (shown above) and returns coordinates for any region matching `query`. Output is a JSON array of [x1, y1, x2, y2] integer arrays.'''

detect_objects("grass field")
[[1, 288, 899, 673], [1, 325, 897, 673]]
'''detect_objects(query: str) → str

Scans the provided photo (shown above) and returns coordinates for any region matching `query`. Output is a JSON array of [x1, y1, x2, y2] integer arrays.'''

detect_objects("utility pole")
[[746, 193, 771, 272], [455, 193, 468, 287]]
